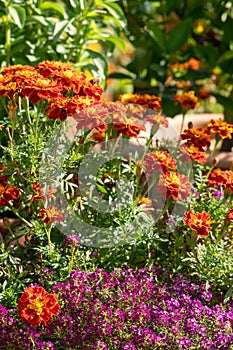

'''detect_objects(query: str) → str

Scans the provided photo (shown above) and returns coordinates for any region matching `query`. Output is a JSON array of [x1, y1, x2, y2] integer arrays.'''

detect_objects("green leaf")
[[105, 35, 126, 53], [167, 18, 192, 53], [99, 1, 127, 29], [212, 93, 233, 110], [217, 51, 233, 65], [9, 5, 26, 29], [53, 19, 71, 42], [223, 286, 232, 304], [146, 22, 166, 52], [40, 1, 65, 17], [96, 183, 108, 194], [30, 15, 48, 26], [108, 72, 133, 79]]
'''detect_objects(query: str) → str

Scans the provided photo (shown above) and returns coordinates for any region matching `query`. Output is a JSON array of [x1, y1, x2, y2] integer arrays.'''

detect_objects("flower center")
[[28, 298, 45, 315]]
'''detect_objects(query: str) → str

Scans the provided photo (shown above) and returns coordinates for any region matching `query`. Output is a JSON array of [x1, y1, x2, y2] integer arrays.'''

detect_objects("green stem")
[[68, 246, 76, 273], [46, 224, 53, 255], [9, 206, 33, 228], [5, 6, 11, 66]]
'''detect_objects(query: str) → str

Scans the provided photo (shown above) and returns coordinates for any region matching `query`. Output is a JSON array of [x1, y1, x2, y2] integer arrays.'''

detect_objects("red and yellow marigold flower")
[[32, 182, 56, 202], [0, 181, 19, 206], [0, 61, 103, 119], [157, 171, 191, 201], [143, 151, 176, 173], [136, 196, 153, 213], [184, 210, 211, 237], [174, 90, 200, 110], [227, 209, 233, 221], [182, 144, 207, 164], [169, 58, 201, 75], [198, 87, 211, 100], [18, 285, 60, 326], [38, 206, 63, 225], [206, 119, 233, 139], [181, 127, 211, 149], [20, 76, 63, 104], [112, 114, 146, 138], [117, 93, 162, 111], [144, 114, 168, 129], [208, 168, 233, 193]]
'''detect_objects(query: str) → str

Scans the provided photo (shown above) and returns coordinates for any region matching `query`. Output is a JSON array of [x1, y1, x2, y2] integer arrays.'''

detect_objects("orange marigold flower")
[[18, 285, 60, 326], [35, 60, 74, 77], [169, 58, 200, 75], [136, 196, 153, 213], [32, 182, 56, 202], [174, 90, 200, 110], [38, 206, 63, 225], [184, 210, 211, 237], [112, 114, 146, 138], [1, 64, 35, 76], [20, 76, 63, 104], [181, 127, 211, 149], [157, 171, 191, 201], [144, 114, 168, 129], [0, 66, 37, 99], [182, 144, 207, 164], [46, 95, 101, 121], [144, 151, 176, 173], [176, 80, 192, 89], [206, 119, 233, 139], [208, 168, 233, 193], [36, 61, 103, 100], [90, 125, 108, 142], [186, 58, 201, 70], [227, 209, 233, 221], [0, 182, 19, 206], [198, 87, 211, 100], [117, 93, 162, 111]]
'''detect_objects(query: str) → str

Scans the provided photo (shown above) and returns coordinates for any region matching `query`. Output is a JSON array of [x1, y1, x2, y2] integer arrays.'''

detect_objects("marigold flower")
[[198, 87, 211, 100], [208, 168, 233, 193], [181, 127, 211, 149], [18, 285, 60, 326], [32, 182, 56, 202], [174, 91, 200, 110], [144, 114, 168, 129], [38, 206, 63, 224], [136, 196, 153, 213], [0, 182, 19, 206], [36, 60, 74, 77], [184, 210, 211, 237], [157, 171, 191, 201], [169, 58, 201, 74], [112, 114, 146, 138], [20, 76, 63, 104], [143, 151, 176, 173], [117, 93, 162, 111], [182, 144, 207, 164], [206, 119, 233, 139], [227, 209, 233, 221], [90, 125, 108, 142]]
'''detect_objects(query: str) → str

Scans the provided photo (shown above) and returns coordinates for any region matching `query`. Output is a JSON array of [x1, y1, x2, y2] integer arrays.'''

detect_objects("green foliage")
[[115, 0, 233, 119], [0, 0, 127, 79]]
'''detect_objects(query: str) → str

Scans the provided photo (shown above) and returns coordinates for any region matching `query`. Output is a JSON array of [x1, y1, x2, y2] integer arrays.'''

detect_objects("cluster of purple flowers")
[[1, 267, 233, 349]]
